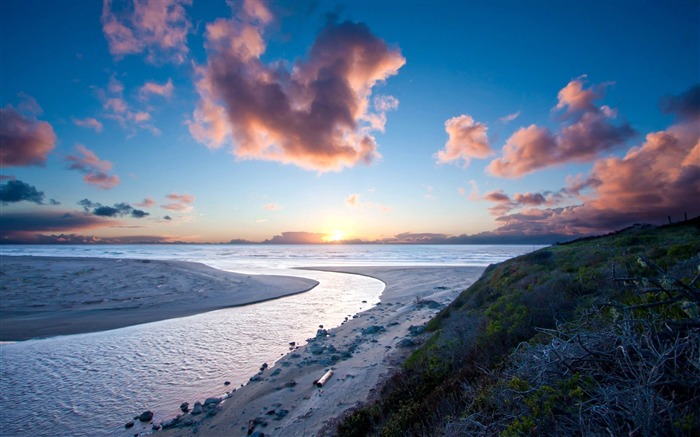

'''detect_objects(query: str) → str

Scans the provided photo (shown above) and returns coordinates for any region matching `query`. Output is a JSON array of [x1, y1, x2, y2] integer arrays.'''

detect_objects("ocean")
[[0, 244, 539, 436]]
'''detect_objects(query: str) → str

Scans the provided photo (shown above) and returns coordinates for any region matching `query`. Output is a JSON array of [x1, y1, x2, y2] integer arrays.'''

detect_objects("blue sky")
[[1, 0, 698, 243]]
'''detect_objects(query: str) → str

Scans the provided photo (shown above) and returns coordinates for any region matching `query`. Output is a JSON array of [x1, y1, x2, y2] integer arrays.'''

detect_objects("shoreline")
[[0, 255, 319, 342], [155, 265, 486, 436]]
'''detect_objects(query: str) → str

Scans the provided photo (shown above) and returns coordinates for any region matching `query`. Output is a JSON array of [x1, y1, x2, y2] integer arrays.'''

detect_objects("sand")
[[0, 256, 319, 341], [155, 266, 486, 437]]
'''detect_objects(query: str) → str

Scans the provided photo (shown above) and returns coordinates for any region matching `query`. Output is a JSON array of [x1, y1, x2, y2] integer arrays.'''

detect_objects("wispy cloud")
[[263, 203, 282, 211], [499, 111, 521, 123], [0, 95, 56, 167], [345, 193, 392, 212], [101, 0, 192, 64], [188, 0, 405, 172], [488, 77, 635, 178], [73, 117, 104, 132], [66, 144, 120, 189], [161, 192, 194, 211], [435, 114, 494, 167], [139, 78, 174, 100], [100, 76, 159, 135]]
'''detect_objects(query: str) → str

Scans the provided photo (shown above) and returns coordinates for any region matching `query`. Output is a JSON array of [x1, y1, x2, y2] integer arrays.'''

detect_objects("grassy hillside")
[[334, 219, 700, 436]]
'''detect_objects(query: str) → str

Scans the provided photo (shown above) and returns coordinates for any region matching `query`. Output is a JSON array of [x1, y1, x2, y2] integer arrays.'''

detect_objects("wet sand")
[[0, 256, 319, 341]]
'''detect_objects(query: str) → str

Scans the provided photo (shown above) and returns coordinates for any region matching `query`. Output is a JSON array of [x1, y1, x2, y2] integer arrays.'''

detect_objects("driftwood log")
[[314, 370, 333, 387]]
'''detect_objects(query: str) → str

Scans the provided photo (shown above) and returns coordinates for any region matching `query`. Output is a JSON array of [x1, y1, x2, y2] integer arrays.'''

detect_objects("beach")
[[156, 265, 485, 437], [0, 256, 319, 341], [0, 255, 485, 436]]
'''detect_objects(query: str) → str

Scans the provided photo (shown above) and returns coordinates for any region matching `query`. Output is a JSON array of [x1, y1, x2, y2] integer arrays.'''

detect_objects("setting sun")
[[324, 230, 347, 243]]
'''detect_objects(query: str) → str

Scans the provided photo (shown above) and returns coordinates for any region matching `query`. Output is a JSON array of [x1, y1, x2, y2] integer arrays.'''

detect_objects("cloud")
[[487, 78, 636, 178], [488, 85, 700, 235], [263, 203, 282, 210], [499, 111, 521, 123], [0, 211, 110, 242], [188, 1, 405, 172], [345, 193, 392, 212], [263, 231, 327, 244], [0, 97, 57, 167], [163, 215, 172, 220], [161, 192, 194, 211], [483, 188, 565, 216], [139, 78, 174, 100], [660, 85, 700, 120], [100, 76, 159, 135], [0, 179, 46, 204], [78, 198, 149, 218], [66, 144, 120, 189], [73, 117, 104, 132], [136, 196, 156, 207], [346, 194, 360, 207], [435, 115, 494, 166], [101, 0, 192, 64]]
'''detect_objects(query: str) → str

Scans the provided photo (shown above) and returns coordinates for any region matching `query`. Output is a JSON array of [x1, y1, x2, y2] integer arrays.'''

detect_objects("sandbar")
[[0, 256, 319, 341]]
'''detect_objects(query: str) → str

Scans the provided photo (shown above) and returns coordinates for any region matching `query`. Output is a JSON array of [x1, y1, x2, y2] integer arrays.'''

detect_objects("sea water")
[[0, 244, 538, 436]]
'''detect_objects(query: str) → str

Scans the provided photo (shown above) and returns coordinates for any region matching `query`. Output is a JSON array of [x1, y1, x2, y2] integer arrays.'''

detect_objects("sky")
[[1, 0, 698, 244]]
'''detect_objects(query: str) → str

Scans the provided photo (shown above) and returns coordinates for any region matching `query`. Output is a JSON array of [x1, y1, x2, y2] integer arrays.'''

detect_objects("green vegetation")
[[334, 219, 700, 436]]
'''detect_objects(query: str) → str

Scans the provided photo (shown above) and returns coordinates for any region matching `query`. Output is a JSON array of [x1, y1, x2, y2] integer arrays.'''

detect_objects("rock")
[[289, 341, 296, 346], [270, 368, 281, 377], [315, 328, 328, 338], [285, 379, 297, 388], [224, 381, 231, 386], [204, 397, 221, 406], [152, 423, 161, 431], [191, 401, 203, 415], [180, 402, 189, 412], [260, 362, 268, 371], [125, 421, 134, 429], [361, 325, 385, 335], [318, 324, 324, 328], [276, 409, 289, 419], [183, 417, 194, 426], [362, 300, 367, 303], [309, 343, 326, 355], [250, 374, 262, 382], [138, 410, 154, 422], [408, 325, 425, 336], [397, 338, 417, 348], [250, 432, 266, 437]]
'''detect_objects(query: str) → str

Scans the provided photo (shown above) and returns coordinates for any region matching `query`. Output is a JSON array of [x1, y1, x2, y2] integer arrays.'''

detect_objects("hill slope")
[[334, 219, 700, 436]]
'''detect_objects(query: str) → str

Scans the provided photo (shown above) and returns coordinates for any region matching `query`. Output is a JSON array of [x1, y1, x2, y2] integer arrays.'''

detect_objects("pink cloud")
[[66, 145, 120, 189], [436, 115, 494, 166], [139, 79, 174, 99], [161, 192, 194, 212], [490, 86, 700, 235], [188, 0, 405, 172], [101, 77, 159, 135], [488, 78, 635, 178], [101, 0, 192, 64], [73, 117, 104, 132], [166, 192, 194, 203], [136, 196, 156, 208], [0, 99, 56, 167], [263, 203, 281, 210]]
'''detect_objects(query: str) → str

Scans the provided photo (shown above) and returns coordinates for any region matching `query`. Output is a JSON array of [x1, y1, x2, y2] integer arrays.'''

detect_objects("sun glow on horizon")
[[324, 230, 347, 242]]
